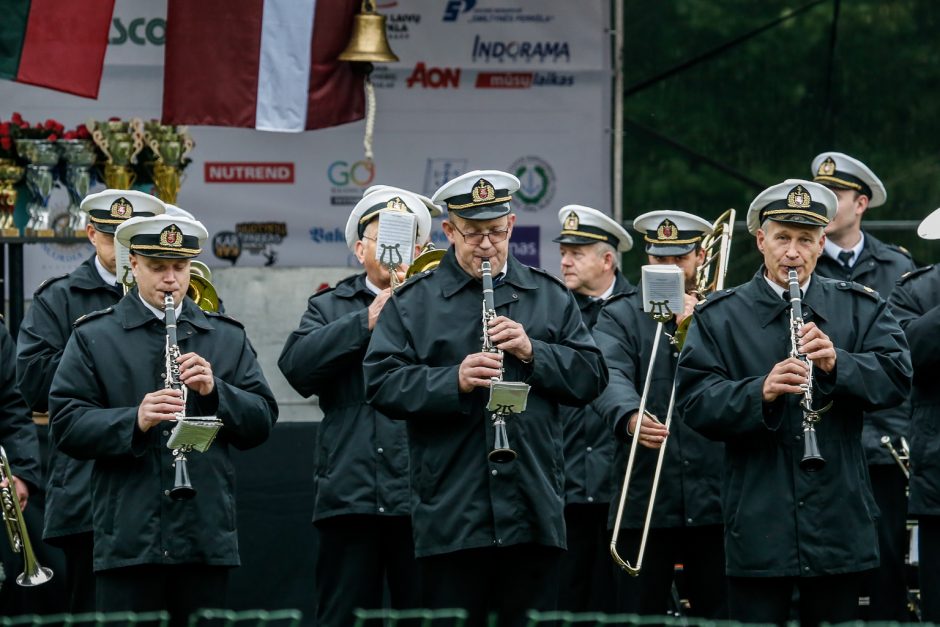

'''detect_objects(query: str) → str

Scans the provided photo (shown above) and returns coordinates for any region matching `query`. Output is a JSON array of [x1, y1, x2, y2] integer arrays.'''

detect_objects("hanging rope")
[[363, 75, 377, 162]]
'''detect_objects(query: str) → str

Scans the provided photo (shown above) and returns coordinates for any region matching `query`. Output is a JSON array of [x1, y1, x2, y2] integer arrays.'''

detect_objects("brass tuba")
[[1, 446, 53, 586], [187, 260, 220, 312]]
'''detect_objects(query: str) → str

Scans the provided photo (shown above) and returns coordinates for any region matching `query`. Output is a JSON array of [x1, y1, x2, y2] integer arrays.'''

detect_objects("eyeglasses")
[[449, 222, 510, 246]]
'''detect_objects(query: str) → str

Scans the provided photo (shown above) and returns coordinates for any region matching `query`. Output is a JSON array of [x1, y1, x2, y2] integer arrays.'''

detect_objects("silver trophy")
[[15, 139, 60, 237], [57, 139, 97, 237]]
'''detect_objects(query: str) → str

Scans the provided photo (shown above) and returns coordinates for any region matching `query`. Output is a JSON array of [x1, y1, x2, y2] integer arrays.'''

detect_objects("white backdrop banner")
[[1, 0, 612, 294]]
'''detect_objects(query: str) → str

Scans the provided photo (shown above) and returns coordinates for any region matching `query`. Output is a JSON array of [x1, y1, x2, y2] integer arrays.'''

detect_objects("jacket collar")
[[70, 254, 119, 292], [753, 267, 829, 327], [856, 230, 892, 262], [333, 272, 373, 299], [438, 247, 536, 298], [118, 289, 214, 331]]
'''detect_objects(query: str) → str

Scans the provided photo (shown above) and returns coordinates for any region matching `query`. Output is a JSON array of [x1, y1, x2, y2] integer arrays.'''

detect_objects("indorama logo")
[[471, 36, 571, 64]]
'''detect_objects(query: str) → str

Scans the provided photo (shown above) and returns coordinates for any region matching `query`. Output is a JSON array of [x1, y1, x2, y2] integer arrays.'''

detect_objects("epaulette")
[[397, 268, 434, 293], [205, 310, 245, 329], [834, 280, 880, 300], [887, 243, 913, 259], [73, 306, 114, 328], [34, 273, 69, 296], [897, 264, 934, 285], [695, 287, 736, 310], [529, 265, 568, 289]]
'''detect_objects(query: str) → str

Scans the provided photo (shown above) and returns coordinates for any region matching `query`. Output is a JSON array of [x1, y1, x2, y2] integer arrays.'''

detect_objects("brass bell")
[[339, 0, 399, 63]]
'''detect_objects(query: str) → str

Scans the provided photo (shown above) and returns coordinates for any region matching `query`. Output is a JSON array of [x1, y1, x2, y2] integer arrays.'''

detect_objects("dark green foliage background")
[[617, 0, 940, 286]]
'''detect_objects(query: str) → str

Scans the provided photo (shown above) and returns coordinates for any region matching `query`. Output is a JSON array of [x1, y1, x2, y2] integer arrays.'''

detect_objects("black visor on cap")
[[553, 224, 619, 248], [646, 241, 698, 257], [129, 225, 201, 259], [450, 203, 511, 221], [814, 171, 873, 199]]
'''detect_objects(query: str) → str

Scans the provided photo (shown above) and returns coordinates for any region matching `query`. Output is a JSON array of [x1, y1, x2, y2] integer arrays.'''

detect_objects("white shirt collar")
[[763, 271, 811, 300], [364, 276, 383, 296], [139, 293, 183, 321], [823, 232, 865, 267], [94, 255, 118, 286], [596, 275, 617, 301]]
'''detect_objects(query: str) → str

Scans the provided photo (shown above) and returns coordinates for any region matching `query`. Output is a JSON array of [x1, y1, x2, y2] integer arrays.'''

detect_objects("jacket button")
[[683, 460, 690, 466], [673, 352, 679, 358], [687, 517, 693, 524], [491, 469, 498, 476], [798, 501, 805, 507], [794, 435, 801, 441], [497, 538, 503, 545], [378, 507, 385, 513], [164, 490, 170, 497], [163, 430, 169, 436], [164, 551, 169, 558], [804, 566, 810, 572], [377, 447, 384, 454], [586, 446, 593, 453], [587, 496, 594, 503], [512, 293, 518, 299]]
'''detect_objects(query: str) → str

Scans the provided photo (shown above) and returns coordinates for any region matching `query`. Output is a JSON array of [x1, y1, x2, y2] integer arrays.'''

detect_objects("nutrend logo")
[[205, 162, 295, 183]]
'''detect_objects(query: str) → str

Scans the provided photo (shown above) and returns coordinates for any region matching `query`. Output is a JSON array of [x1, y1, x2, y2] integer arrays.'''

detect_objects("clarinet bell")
[[800, 427, 826, 472], [488, 418, 517, 464], [171, 456, 197, 500]]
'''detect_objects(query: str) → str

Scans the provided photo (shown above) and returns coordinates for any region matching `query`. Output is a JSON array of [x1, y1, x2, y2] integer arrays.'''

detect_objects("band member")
[[887, 206, 940, 622], [675, 180, 911, 625], [0, 317, 41, 608], [15, 189, 165, 612], [810, 152, 916, 619], [593, 210, 727, 618], [48, 215, 278, 626], [363, 170, 607, 627], [552, 205, 633, 613], [278, 188, 432, 627]]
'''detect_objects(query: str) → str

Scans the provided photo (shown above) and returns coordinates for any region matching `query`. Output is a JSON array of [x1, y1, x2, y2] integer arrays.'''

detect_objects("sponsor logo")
[[370, 65, 397, 90], [423, 158, 468, 196], [328, 159, 376, 206], [204, 162, 295, 184], [509, 156, 555, 211], [407, 63, 461, 88], [475, 71, 574, 88], [385, 11, 420, 40], [110, 17, 165, 45], [213, 232, 242, 265], [308, 226, 347, 243], [236, 222, 286, 266], [444, 1, 553, 24], [509, 226, 540, 267], [472, 36, 570, 64]]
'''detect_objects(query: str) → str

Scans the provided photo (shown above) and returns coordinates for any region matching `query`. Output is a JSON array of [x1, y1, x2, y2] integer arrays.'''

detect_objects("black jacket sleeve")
[[1, 323, 42, 490]]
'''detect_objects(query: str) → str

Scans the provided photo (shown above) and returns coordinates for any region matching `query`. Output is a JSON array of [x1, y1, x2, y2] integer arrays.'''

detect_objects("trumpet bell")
[[405, 248, 446, 279], [338, 3, 399, 64], [188, 274, 220, 313]]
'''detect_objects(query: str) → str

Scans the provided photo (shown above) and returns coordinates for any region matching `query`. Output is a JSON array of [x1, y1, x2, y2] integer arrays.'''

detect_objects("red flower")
[[11, 112, 23, 124], [1, 136, 12, 151], [48, 133, 58, 142], [0, 122, 9, 135]]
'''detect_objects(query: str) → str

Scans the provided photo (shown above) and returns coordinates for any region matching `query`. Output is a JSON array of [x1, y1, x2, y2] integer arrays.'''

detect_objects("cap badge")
[[563, 211, 580, 230], [787, 185, 812, 209], [817, 157, 837, 177], [471, 179, 496, 204], [159, 224, 184, 248], [110, 197, 133, 218], [385, 196, 407, 213], [656, 219, 678, 241]]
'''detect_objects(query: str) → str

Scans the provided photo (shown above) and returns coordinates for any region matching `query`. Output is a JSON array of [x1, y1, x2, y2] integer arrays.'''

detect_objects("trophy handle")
[[148, 137, 165, 163], [91, 127, 112, 162]]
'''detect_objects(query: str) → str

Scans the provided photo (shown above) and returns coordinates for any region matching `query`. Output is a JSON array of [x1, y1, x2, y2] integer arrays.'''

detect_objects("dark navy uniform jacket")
[[16, 254, 123, 543], [278, 272, 410, 523], [562, 272, 632, 508], [593, 287, 723, 530], [888, 265, 940, 516], [49, 292, 278, 571], [1, 319, 40, 491], [676, 270, 911, 577], [364, 248, 607, 558], [815, 232, 916, 464]]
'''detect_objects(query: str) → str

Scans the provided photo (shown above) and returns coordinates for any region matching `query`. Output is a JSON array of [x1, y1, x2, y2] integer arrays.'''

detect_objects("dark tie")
[[837, 249, 853, 270]]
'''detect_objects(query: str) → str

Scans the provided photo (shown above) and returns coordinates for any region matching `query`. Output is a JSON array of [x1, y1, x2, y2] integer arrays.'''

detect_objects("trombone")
[[610, 209, 735, 575], [1, 446, 53, 586]]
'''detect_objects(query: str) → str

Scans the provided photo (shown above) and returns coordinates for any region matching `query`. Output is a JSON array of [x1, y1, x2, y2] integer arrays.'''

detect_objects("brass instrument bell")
[[339, 1, 399, 64], [405, 243, 446, 279], [187, 260, 220, 312]]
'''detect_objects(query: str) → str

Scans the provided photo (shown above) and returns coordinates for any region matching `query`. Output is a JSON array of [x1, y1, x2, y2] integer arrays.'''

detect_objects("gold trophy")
[[15, 139, 60, 237], [89, 119, 144, 190], [57, 139, 97, 237], [0, 158, 25, 237], [143, 122, 194, 205]]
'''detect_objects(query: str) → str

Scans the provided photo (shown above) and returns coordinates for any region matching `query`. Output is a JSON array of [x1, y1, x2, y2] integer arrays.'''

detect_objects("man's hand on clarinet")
[[137, 388, 185, 432], [178, 352, 215, 396], [458, 352, 503, 393], [487, 316, 533, 363]]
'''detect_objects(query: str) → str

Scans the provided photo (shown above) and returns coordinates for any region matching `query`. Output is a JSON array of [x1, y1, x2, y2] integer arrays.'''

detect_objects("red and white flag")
[[161, 0, 364, 132]]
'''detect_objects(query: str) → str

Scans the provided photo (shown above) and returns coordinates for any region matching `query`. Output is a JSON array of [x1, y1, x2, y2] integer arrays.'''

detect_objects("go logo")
[[327, 160, 375, 187], [110, 17, 166, 46]]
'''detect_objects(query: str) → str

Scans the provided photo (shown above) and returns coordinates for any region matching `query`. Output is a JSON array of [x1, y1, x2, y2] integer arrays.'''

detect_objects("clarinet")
[[163, 292, 196, 500], [481, 259, 517, 463], [788, 269, 830, 471]]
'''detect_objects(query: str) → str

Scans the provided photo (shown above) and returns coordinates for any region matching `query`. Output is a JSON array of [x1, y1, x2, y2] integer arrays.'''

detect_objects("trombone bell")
[[188, 274, 220, 313], [339, 4, 399, 64]]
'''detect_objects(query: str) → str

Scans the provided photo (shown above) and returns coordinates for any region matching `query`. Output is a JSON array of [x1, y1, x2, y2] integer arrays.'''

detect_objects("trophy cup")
[[57, 139, 98, 237], [144, 122, 194, 204], [90, 119, 144, 190], [0, 158, 25, 238], [15, 139, 60, 237]]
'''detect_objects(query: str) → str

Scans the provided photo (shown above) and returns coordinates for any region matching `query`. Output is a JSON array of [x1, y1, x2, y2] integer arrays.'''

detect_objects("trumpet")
[[788, 268, 831, 471], [1, 446, 53, 586], [881, 435, 910, 480]]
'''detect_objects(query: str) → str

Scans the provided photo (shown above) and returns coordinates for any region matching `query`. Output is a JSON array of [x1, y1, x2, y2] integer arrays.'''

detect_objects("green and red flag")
[[0, 0, 114, 98]]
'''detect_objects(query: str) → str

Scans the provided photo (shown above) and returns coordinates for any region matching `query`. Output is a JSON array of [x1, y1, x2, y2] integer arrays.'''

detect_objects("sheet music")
[[375, 210, 417, 267], [641, 264, 685, 316]]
